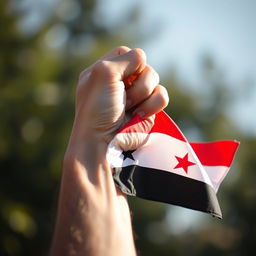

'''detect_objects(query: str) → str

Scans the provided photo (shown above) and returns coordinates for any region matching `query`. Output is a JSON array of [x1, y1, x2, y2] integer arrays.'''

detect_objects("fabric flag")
[[107, 111, 239, 218]]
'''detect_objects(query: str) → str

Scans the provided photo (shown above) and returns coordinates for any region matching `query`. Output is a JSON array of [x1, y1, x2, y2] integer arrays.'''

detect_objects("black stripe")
[[113, 165, 222, 218]]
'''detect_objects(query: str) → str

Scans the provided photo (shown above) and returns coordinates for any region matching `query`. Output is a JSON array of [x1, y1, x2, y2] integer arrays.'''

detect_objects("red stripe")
[[190, 141, 239, 167], [150, 111, 186, 141], [118, 111, 186, 142], [117, 111, 239, 166]]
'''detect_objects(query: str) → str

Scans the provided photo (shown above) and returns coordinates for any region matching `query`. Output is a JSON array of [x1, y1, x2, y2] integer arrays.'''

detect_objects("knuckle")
[[153, 71, 160, 85], [92, 60, 110, 74], [116, 45, 130, 54], [156, 86, 169, 107], [143, 83, 154, 96], [91, 60, 113, 79], [133, 82, 152, 100], [147, 65, 160, 84], [131, 48, 146, 66]]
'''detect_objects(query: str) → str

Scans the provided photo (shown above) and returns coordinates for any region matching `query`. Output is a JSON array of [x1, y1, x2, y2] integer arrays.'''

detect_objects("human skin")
[[49, 46, 169, 256]]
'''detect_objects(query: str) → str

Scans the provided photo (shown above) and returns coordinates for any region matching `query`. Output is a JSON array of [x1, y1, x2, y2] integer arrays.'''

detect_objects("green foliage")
[[1, 0, 255, 255]]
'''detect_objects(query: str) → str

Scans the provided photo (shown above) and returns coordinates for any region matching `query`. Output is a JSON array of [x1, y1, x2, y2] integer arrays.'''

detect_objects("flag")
[[107, 111, 239, 218]]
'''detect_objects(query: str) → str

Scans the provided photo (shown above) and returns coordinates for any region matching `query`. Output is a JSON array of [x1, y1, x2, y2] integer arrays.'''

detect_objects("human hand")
[[73, 46, 169, 147], [50, 46, 169, 256]]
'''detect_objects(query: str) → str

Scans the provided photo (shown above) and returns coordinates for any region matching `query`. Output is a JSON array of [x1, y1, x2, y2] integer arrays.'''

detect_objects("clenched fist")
[[50, 46, 169, 256]]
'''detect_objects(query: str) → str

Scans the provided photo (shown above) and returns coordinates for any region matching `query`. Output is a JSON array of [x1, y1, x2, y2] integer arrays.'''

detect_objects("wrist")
[[64, 129, 109, 172]]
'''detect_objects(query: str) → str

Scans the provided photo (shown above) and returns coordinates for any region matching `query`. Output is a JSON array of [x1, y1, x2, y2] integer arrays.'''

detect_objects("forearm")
[[49, 46, 168, 256], [50, 133, 137, 256]]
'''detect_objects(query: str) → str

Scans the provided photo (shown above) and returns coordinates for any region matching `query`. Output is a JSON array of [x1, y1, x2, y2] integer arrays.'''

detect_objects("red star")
[[174, 153, 196, 174]]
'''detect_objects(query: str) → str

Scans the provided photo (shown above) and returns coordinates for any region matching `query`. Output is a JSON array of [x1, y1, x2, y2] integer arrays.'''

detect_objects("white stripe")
[[133, 133, 215, 188], [107, 133, 228, 191], [204, 166, 230, 192]]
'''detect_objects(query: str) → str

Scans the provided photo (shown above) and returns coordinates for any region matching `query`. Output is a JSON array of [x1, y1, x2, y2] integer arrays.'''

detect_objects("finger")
[[133, 85, 169, 118], [90, 48, 147, 84], [79, 46, 131, 80], [101, 45, 131, 60], [125, 65, 159, 110]]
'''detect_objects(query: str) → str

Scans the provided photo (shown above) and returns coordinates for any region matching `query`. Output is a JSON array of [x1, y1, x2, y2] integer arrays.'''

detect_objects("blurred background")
[[1, 0, 256, 255]]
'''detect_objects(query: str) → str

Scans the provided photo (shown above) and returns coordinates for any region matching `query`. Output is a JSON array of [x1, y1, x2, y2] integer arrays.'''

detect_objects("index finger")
[[89, 48, 146, 84], [79, 46, 131, 79]]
